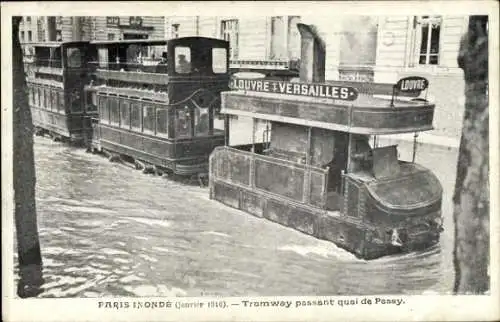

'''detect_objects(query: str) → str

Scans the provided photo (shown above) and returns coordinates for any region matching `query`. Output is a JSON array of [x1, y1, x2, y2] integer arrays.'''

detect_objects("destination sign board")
[[395, 76, 429, 94], [230, 78, 359, 101]]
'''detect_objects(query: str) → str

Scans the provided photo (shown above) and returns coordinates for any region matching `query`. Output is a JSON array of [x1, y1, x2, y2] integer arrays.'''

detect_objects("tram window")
[[212, 48, 227, 74], [175, 47, 191, 74], [176, 108, 192, 138], [109, 97, 120, 126], [98, 48, 109, 69], [143, 104, 155, 133], [70, 89, 82, 113], [130, 102, 142, 131], [28, 87, 34, 106], [39, 88, 45, 109], [120, 100, 131, 129], [194, 108, 210, 136], [67, 48, 82, 68], [33, 87, 39, 107], [99, 96, 109, 123], [51, 90, 58, 111], [86, 92, 97, 112], [156, 107, 168, 137], [46, 89, 52, 110], [58, 91, 65, 113]]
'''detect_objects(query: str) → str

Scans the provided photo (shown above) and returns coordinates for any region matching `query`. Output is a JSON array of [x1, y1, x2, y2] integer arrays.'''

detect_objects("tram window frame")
[[175, 107, 192, 138], [98, 48, 109, 69], [156, 105, 169, 138], [39, 87, 45, 109], [28, 86, 34, 106], [120, 99, 131, 130], [212, 48, 227, 74], [130, 101, 142, 131], [174, 46, 192, 74], [99, 95, 110, 124], [32, 86, 37, 107], [109, 96, 120, 126], [86, 91, 98, 112], [46, 88, 52, 111], [194, 107, 210, 137], [58, 91, 65, 114], [51, 89, 58, 112], [70, 89, 82, 113], [142, 103, 156, 134], [66, 47, 83, 68]]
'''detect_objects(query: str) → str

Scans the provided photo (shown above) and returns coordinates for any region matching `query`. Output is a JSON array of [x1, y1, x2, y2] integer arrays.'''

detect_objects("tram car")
[[26, 41, 96, 144], [209, 23, 444, 260], [86, 37, 230, 176]]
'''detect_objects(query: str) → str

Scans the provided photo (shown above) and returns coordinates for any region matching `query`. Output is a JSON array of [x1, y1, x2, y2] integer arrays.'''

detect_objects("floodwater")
[[13, 136, 458, 297]]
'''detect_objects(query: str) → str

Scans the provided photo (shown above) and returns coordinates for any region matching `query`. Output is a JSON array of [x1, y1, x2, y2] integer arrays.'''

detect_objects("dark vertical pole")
[[296, 23, 326, 83], [13, 16, 44, 298], [224, 114, 230, 146], [453, 15, 489, 294]]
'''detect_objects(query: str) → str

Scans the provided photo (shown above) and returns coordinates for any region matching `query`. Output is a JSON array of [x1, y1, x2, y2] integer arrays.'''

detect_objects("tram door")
[[326, 131, 349, 210]]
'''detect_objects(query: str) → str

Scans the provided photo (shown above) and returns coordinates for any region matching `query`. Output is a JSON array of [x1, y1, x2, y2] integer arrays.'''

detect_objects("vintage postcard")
[[2, 1, 499, 321]]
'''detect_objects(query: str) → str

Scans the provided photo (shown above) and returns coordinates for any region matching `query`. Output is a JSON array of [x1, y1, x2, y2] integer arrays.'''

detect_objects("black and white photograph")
[[2, 1, 498, 321]]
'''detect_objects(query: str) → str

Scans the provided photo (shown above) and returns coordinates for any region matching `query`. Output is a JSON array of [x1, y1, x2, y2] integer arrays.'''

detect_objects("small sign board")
[[391, 76, 429, 107], [395, 76, 429, 94], [230, 78, 359, 101]]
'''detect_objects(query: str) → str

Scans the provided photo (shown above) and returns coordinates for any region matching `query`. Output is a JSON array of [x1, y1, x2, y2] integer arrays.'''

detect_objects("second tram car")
[[86, 37, 230, 176], [26, 41, 96, 144]]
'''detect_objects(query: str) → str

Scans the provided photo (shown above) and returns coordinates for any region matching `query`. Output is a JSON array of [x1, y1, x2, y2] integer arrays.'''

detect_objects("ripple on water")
[[120, 274, 145, 284], [101, 248, 130, 256], [151, 246, 174, 253], [278, 243, 361, 262], [113, 257, 131, 264], [139, 254, 159, 263], [122, 216, 171, 228], [201, 231, 231, 238], [123, 284, 187, 297]]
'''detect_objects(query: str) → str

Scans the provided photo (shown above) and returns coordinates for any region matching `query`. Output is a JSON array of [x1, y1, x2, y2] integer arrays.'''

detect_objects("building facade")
[[374, 15, 469, 138], [19, 15, 468, 139]]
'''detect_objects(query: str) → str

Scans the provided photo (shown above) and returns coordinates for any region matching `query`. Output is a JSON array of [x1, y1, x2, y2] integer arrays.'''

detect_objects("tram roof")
[[25, 41, 90, 48], [90, 37, 228, 46]]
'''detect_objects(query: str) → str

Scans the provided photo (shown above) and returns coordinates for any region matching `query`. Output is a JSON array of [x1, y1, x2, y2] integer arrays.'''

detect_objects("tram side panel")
[[93, 84, 227, 175]]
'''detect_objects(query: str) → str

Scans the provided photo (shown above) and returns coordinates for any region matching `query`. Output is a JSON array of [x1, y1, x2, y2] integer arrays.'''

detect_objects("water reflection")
[[13, 136, 457, 297]]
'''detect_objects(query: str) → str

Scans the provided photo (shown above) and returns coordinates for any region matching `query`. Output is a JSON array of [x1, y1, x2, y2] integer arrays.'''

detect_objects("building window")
[[171, 24, 179, 38], [107, 33, 115, 41], [287, 16, 301, 60], [28, 31, 32, 42], [416, 16, 441, 65], [221, 19, 239, 59], [20, 31, 25, 42], [27, 17, 31, 23], [270, 16, 286, 59]]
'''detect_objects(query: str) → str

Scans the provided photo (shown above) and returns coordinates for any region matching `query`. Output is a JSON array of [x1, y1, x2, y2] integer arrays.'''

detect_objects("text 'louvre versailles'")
[[230, 78, 359, 101]]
